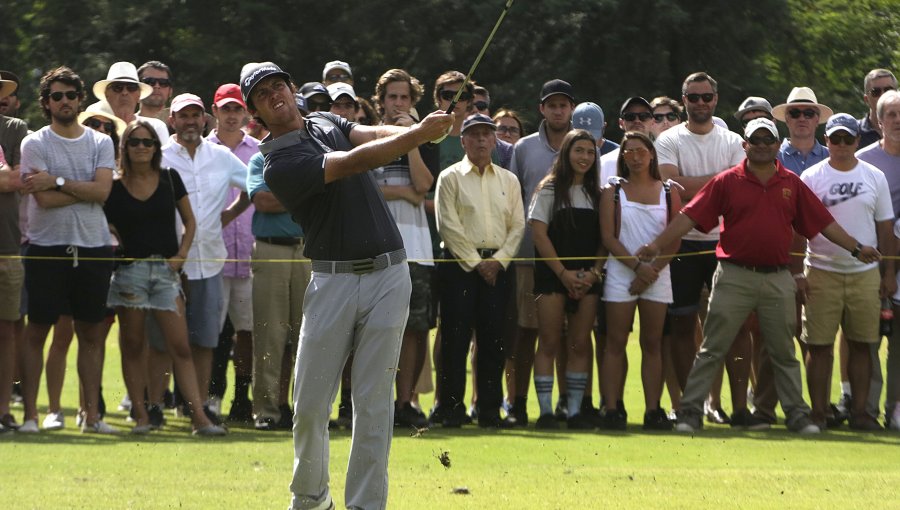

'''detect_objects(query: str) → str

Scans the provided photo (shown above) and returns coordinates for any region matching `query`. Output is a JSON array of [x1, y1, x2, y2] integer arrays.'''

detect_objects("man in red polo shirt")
[[637, 118, 881, 434]]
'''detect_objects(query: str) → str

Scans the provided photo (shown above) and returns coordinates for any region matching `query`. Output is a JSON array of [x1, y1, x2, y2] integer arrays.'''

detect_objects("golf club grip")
[[444, 101, 457, 116]]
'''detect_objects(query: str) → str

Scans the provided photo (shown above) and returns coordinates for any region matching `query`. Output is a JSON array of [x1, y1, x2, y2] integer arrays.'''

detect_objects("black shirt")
[[104, 169, 187, 259], [260, 112, 403, 261]]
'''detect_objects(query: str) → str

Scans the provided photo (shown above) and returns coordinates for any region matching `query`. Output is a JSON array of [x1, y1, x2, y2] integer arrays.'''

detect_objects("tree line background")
[[1, 0, 898, 140]]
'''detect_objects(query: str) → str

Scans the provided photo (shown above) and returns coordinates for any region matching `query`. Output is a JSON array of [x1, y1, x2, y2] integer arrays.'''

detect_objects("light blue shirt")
[[777, 138, 829, 175]]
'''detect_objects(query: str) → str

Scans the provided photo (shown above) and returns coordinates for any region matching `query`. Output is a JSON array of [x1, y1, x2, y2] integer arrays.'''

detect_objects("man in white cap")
[[321, 60, 353, 86], [162, 93, 249, 417], [637, 117, 881, 434], [797, 113, 894, 431], [858, 69, 897, 149], [327, 82, 358, 122], [771, 86, 833, 175], [95, 61, 169, 142]]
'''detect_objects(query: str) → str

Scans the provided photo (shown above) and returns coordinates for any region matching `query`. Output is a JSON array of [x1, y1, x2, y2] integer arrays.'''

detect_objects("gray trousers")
[[681, 263, 811, 427], [289, 262, 411, 510]]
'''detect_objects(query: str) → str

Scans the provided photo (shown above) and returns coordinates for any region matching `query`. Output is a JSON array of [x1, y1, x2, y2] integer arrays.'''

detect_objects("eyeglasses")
[[653, 112, 679, 123], [307, 100, 332, 111], [141, 77, 172, 88], [326, 73, 352, 83], [84, 118, 114, 132], [496, 125, 520, 135], [622, 147, 650, 156], [827, 132, 858, 145], [622, 112, 653, 122], [440, 90, 473, 102], [127, 137, 156, 148], [685, 93, 715, 103], [48, 90, 79, 102], [869, 86, 895, 98], [787, 108, 818, 119], [747, 135, 779, 145], [110, 82, 140, 93], [474, 101, 489, 111]]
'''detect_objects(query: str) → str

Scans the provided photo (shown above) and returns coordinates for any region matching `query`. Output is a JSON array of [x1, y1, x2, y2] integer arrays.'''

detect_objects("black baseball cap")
[[619, 96, 652, 115], [299, 82, 329, 100], [239, 62, 291, 106], [540, 79, 575, 103]]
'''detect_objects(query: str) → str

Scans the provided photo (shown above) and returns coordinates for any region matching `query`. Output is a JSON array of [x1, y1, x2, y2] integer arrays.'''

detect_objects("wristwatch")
[[850, 242, 863, 258], [55, 176, 66, 192]]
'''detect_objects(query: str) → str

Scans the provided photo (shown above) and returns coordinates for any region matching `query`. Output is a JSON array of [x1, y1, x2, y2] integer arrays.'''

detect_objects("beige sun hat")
[[93, 62, 153, 101], [771, 87, 834, 124], [77, 101, 128, 137], [0, 78, 16, 99]]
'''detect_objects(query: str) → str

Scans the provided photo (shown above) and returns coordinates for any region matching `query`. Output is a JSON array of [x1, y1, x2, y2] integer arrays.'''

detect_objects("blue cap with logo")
[[824, 113, 860, 137], [572, 102, 604, 140]]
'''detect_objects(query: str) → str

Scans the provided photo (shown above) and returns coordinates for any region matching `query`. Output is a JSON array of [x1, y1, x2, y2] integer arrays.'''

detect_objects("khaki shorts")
[[515, 263, 538, 329], [802, 266, 881, 345], [0, 258, 24, 321]]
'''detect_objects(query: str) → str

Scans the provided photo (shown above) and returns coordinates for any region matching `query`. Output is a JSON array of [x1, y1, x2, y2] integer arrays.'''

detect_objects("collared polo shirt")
[[682, 159, 834, 266], [435, 155, 524, 272], [246, 151, 303, 239], [162, 137, 248, 279], [777, 138, 829, 175]]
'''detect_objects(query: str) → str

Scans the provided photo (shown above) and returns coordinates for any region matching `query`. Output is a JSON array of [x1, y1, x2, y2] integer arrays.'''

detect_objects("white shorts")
[[602, 259, 673, 304], [220, 275, 254, 331]]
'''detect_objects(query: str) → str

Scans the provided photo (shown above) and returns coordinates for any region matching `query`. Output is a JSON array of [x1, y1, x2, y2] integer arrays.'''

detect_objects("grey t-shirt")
[[20, 126, 115, 247], [509, 120, 560, 263], [857, 142, 900, 218]]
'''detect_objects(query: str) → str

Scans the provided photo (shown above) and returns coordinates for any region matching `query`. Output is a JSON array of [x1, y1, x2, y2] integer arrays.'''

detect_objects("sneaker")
[[509, 402, 529, 428], [41, 411, 64, 431], [730, 408, 771, 431], [227, 398, 254, 424], [148, 404, 165, 430], [535, 413, 559, 429], [828, 402, 849, 427], [75, 410, 85, 428], [18, 418, 39, 433], [554, 396, 568, 422], [788, 416, 821, 434], [193, 424, 228, 436], [674, 410, 703, 433], [131, 424, 152, 435], [643, 408, 673, 431], [205, 397, 222, 417], [396, 402, 428, 429], [118, 394, 132, 412], [704, 401, 731, 425], [0, 413, 21, 430], [277, 403, 294, 430], [82, 420, 117, 434], [835, 393, 851, 416], [602, 407, 627, 431], [566, 413, 594, 430], [203, 405, 223, 425], [254, 416, 278, 431]]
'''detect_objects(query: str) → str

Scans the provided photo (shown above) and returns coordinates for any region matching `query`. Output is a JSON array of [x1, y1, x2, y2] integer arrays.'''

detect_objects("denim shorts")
[[107, 258, 181, 312]]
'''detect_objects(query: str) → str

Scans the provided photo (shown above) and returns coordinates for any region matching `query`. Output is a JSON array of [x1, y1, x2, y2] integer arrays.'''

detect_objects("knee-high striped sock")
[[534, 375, 554, 417], [566, 372, 589, 418]]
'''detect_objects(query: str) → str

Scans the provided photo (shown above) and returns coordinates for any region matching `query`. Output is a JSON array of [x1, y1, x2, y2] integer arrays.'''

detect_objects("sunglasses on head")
[[747, 135, 779, 146], [440, 89, 473, 102], [127, 137, 156, 148], [827, 132, 858, 145], [49, 90, 79, 102], [869, 86, 895, 98], [653, 112, 679, 122], [110, 82, 140, 93], [787, 108, 818, 119], [474, 101, 489, 111], [141, 77, 171, 88], [622, 112, 653, 122], [84, 118, 114, 132], [685, 93, 715, 103]]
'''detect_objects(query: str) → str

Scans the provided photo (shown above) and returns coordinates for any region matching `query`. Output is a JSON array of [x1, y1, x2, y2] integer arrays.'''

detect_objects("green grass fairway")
[[2, 324, 898, 509]]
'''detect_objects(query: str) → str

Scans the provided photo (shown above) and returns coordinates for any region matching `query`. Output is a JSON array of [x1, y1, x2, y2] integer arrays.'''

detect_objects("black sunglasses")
[[869, 86, 895, 98], [326, 73, 352, 83], [685, 93, 715, 103], [747, 135, 779, 146], [653, 112, 679, 122], [474, 101, 489, 111], [49, 90, 79, 102], [127, 137, 156, 148], [787, 108, 818, 119], [110, 82, 140, 93], [84, 118, 114, 132], [827, 132, 858, 145], [307, 100, 332, 111], [440, 89, 473, 102], [141, 77, 172, 88], [622, 112, 653, 122]]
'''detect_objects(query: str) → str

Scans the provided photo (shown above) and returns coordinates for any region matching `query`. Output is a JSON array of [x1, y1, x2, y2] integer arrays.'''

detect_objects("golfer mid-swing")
[[240, 62, 453, 510]]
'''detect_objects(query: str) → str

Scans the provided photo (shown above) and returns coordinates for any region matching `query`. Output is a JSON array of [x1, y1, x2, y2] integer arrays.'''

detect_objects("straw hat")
[[92, 62, 152, 101], [77, 101, 128, 137], [771, 87, 833, 124]]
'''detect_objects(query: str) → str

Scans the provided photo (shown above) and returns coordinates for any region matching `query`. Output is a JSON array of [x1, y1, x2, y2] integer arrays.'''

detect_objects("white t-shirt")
[[372, 157, 434, 266], [528, 184, 594, 223], [801, 159, 893, 273], [655, 123, 744, 241], [598, 149, 619, 188]]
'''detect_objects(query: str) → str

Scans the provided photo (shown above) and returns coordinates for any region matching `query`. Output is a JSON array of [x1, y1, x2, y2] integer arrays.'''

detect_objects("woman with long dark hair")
[[529, 129, 604, 429], [104, 120, 225, 435], [600, 131, 681, 430]]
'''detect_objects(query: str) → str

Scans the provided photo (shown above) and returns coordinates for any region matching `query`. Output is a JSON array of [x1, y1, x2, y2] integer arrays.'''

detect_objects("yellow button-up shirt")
[[435, 156, 525, 272]]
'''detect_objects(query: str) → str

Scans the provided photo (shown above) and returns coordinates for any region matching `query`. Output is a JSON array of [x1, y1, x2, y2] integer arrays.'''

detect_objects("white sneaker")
[[75, 409, 85, 428], [797, 423, 821, 435], [18, 419, 39, 433], [118, 394, 132, 412], [206, 397, 222, 417], [82, 420, 118, 434], [42, 411, 65, 431], [674, 422, 697, 433], [890, 406, 900, 431]]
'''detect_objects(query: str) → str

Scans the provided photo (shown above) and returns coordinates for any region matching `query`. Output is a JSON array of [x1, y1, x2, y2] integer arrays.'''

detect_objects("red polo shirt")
[[681, 159, 834, 266]]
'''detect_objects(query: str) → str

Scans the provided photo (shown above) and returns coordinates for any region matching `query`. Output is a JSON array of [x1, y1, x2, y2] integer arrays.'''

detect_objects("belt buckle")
[[351, 259, 375, 275]]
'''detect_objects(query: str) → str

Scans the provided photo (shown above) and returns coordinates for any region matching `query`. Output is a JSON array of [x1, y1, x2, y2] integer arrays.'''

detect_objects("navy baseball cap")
[[824, 113, 860, 137], [239, 62, 291, 106], [461, 113, 497, 134]]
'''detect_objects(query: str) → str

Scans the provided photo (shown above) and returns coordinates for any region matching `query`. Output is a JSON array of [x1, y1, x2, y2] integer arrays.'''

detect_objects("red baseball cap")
[[214, 83, 246, 109]]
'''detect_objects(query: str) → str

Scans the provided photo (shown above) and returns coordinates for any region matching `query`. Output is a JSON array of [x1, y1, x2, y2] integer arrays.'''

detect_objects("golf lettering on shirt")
[[823, 181, 865, 207]]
